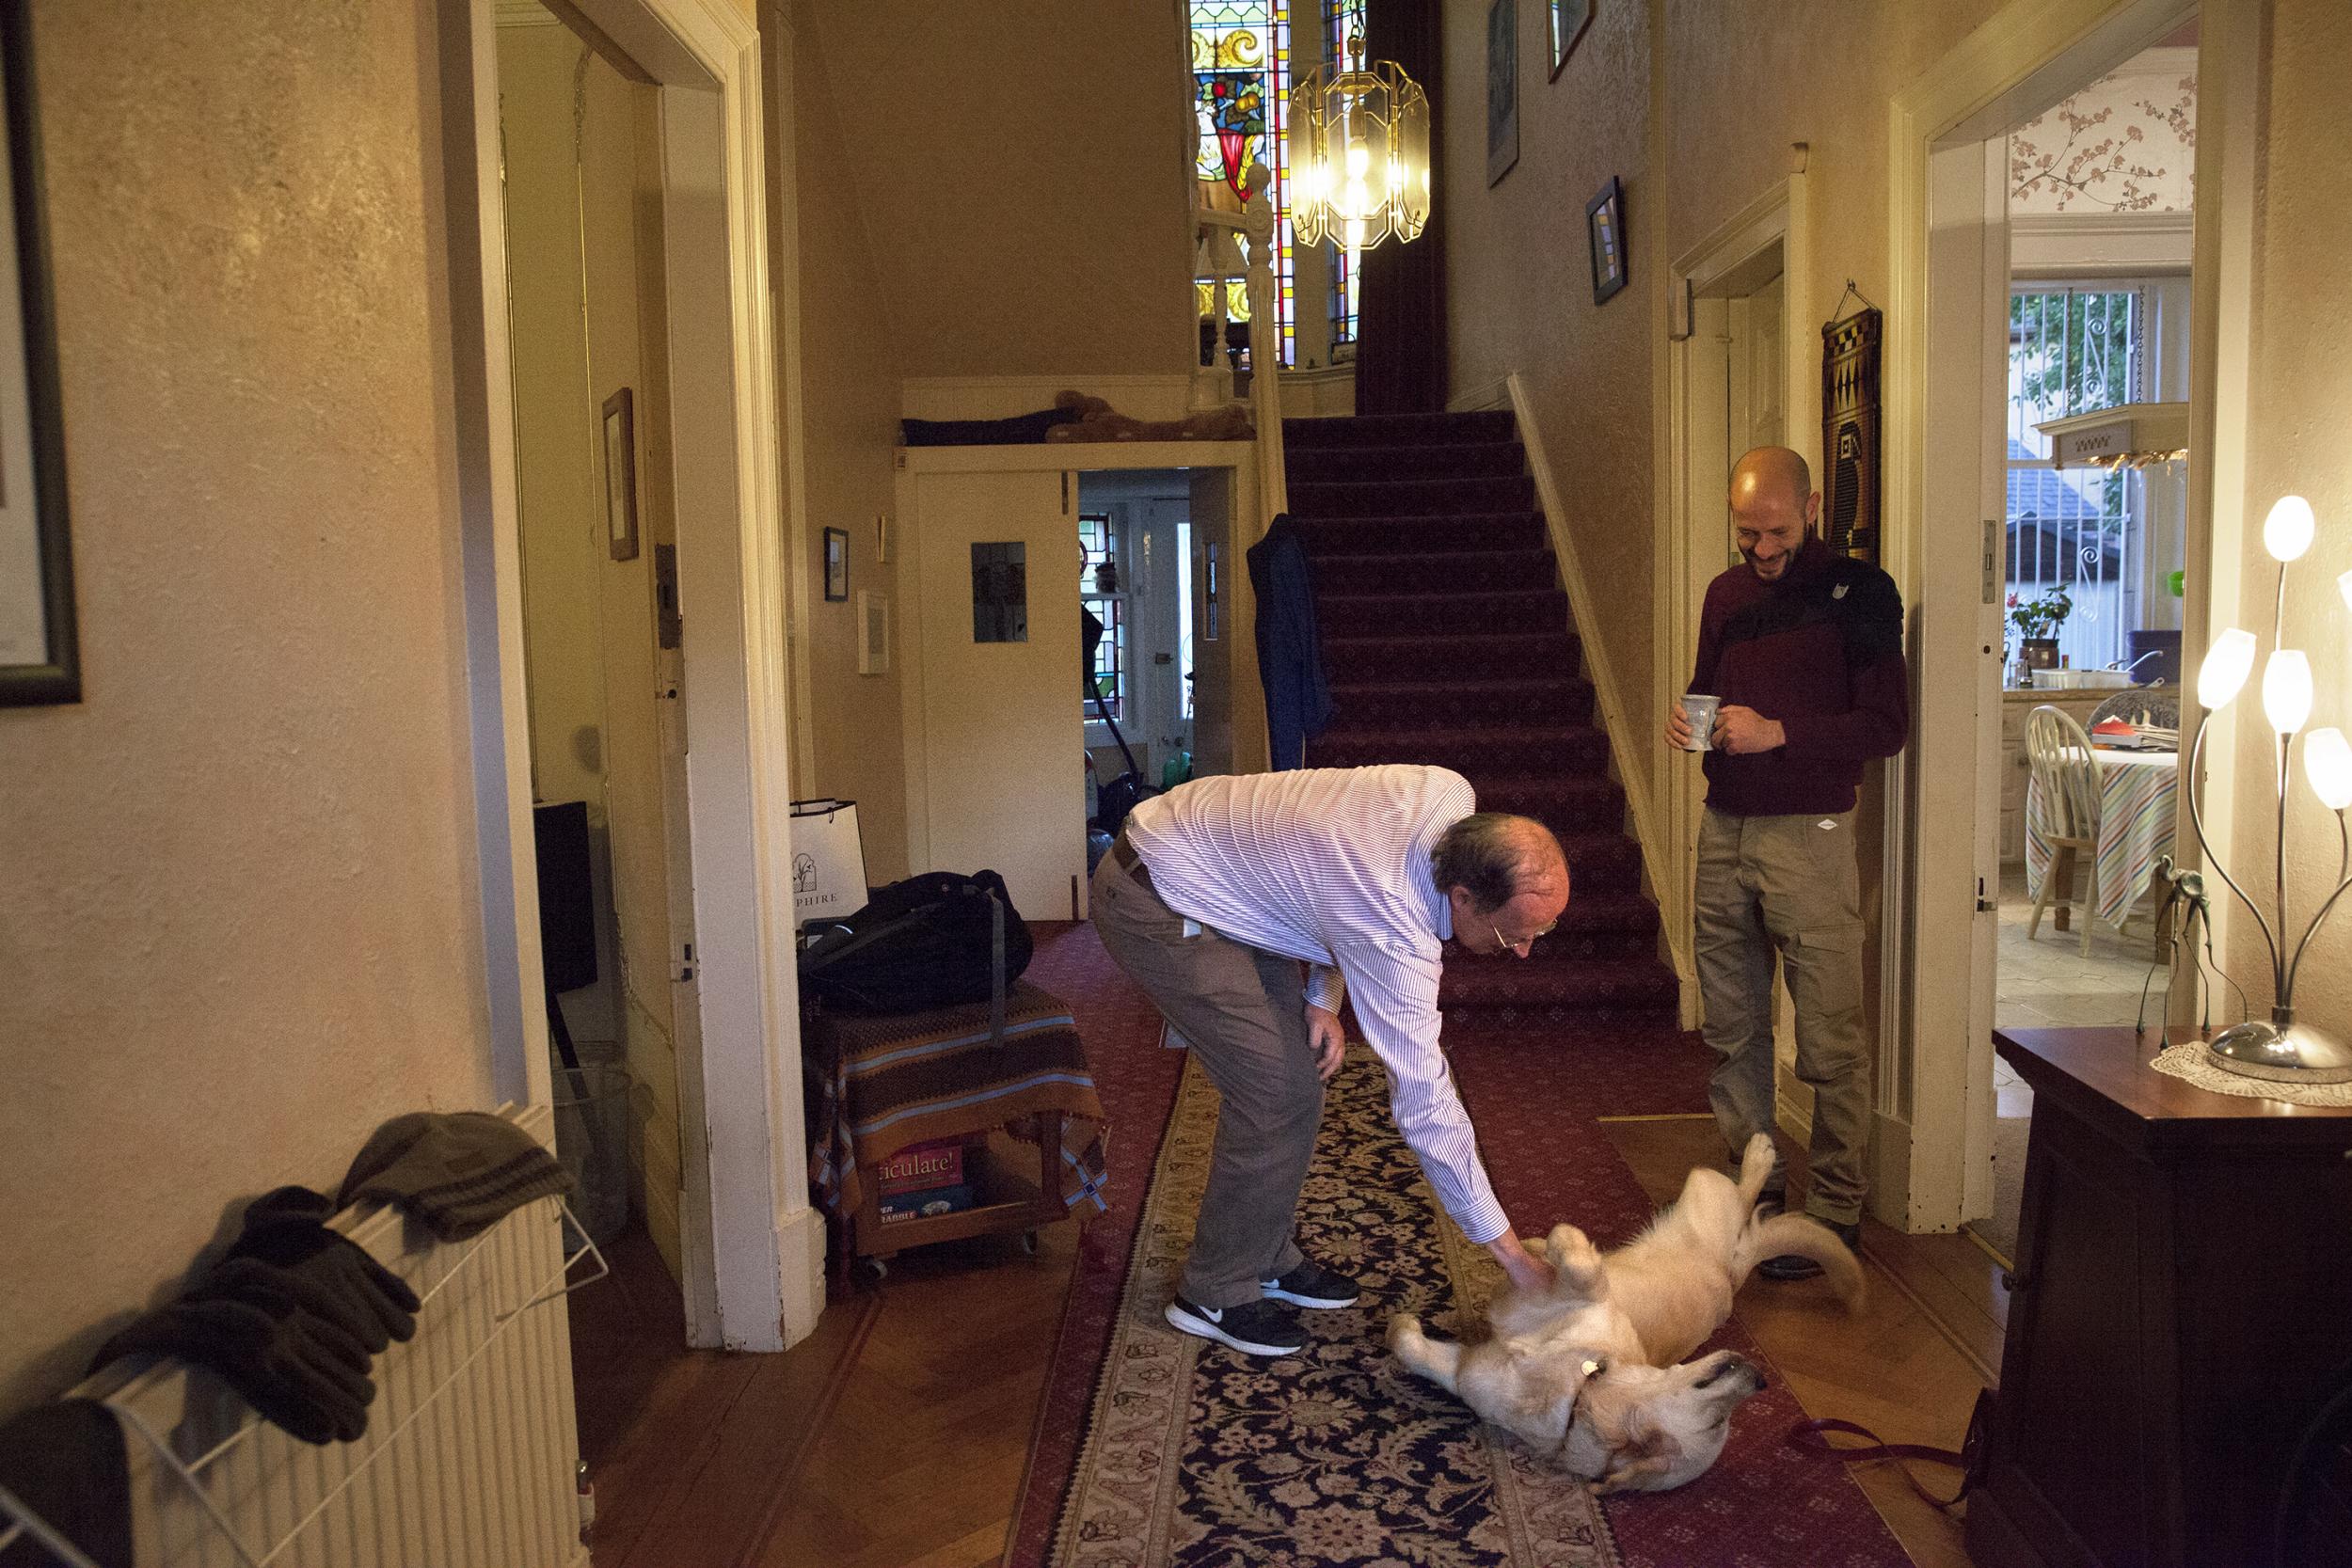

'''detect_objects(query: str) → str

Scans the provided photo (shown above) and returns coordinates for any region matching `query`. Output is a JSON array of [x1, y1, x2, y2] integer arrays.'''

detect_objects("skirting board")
[[901, 373, 1194, 424]]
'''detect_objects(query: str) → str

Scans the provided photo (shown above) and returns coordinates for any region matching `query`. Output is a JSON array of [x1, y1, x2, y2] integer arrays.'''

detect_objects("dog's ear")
[[1595, 1410, 1686, 1494]]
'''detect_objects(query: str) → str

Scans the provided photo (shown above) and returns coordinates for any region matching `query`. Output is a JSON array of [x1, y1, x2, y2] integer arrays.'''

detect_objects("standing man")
[[1664, 447, 1909, 1277], [1091, 764, 1565, 1356]]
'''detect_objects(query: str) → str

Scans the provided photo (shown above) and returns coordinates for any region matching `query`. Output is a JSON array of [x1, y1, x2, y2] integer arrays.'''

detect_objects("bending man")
[[1091, 763, 1564, 1357]]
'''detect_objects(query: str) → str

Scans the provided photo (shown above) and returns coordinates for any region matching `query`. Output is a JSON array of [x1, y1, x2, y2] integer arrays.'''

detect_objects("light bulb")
[[2264, 495, 2315, 562], [2198, 626, 2257, 709], [2306, 727, 2352, 811], [1344, 216, 1367, 249], [2264, 649, 2313, 735], [1344, 179, 1371, 217], [1346, 142, 1371, 177]]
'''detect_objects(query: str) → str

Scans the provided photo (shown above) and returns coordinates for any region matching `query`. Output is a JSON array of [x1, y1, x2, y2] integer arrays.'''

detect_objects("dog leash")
[[1784, 1388, 1991, 1513]]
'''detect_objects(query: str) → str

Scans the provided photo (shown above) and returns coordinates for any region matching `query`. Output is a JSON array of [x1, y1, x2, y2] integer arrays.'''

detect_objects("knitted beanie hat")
[[336, 1112, 573, 1242]]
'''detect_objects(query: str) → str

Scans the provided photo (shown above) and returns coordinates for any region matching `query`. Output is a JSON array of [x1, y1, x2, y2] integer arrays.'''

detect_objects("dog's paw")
[[1544, 1223, 1603, 1278], [1386, 1312, 1424, 1353]]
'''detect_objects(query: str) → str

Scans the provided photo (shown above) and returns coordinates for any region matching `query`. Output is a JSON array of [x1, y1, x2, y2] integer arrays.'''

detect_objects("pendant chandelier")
[[1288, 34, 1431, 253]]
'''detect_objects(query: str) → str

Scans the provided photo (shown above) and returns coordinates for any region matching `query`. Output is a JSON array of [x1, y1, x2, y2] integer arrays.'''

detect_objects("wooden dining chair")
[[2025, 704, 2104, 956]]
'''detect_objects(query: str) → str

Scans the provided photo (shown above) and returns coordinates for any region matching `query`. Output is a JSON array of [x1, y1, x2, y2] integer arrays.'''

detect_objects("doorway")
[[451, 0, 823, 1352], [1974, 24, 2200, 1259], [1886, 0, 2204, 1242], [895, 452, 1238, 920], [496, 4, 695, 1301]]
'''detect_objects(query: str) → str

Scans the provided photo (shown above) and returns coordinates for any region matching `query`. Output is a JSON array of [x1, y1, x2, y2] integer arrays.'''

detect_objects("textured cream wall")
[[780, 0, 912, 882], [0, 1, 495, 1409], [800, 0, 1194, 379], [2226, 0, 2352, 1035]]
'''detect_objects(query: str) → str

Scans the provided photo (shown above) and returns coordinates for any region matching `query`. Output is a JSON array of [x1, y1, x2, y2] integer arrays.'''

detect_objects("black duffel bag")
[[797, 869, 1033, 1017]]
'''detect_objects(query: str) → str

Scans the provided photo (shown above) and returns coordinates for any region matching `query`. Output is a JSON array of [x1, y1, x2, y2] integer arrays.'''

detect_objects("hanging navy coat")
[[1246, 513, 1334, 769]]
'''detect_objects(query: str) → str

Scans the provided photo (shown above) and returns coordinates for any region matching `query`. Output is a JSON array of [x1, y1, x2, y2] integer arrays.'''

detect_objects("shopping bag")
[[789, 799, 868, 930]]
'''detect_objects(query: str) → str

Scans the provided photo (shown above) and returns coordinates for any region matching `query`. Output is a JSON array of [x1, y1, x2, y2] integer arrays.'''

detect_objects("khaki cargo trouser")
[[1694, 805, 1871, 1226], [1088, 847, 1315, 1308]]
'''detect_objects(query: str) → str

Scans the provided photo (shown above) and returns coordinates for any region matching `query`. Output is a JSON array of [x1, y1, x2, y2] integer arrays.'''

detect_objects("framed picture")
[[601, 388, 639, 562], [1587, 175, 1628, 304], [823, 526, 849, 602], [0, 0, 78, 706], [1549, 0, 1593, 79], [1486, 0, 1518, 187]]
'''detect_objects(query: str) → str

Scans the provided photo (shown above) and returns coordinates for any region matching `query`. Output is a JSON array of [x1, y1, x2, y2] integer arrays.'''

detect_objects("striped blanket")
[[805, 981, 1110, 1223]]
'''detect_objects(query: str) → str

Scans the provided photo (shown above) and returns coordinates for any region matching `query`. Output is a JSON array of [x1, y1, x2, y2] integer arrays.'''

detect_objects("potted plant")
[[2008, 586, 2073, 674]]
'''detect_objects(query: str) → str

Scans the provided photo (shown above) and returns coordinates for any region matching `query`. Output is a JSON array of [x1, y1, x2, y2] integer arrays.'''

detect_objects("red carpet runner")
[[1010, 924, 1907, 1568], [1286, 410, 1679, 1022]]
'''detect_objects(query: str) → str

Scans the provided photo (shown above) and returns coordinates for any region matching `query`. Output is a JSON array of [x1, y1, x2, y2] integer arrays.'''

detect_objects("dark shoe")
[[1757, 1219, 1862, 1281], [1164, 1294, 1307, 1356], [1260, 1259, 1360, 1308]]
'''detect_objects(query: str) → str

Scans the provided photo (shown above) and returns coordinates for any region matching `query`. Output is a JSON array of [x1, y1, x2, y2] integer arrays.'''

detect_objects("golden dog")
[[1388, 1132, 1864, 1491]]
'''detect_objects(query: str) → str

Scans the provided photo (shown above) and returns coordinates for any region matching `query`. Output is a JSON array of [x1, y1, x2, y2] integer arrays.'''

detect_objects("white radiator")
[[5, 1104, 593, 1568]]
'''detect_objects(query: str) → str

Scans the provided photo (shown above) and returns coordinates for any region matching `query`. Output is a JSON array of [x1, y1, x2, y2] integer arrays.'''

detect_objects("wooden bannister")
[[1193, 160, 1288, 531]]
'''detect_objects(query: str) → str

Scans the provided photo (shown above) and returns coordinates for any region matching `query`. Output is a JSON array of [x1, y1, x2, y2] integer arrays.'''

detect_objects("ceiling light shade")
[[2265, 649, 2314, 736], [2265, 495, 2317, 562], [2197, 626, 2258, 710], [2306, 727, 2352, 811], [1289, 39, 1430, 253]]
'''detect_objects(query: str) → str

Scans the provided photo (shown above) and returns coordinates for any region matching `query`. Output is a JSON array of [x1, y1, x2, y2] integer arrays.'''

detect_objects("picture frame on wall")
[[1586, 175, 1628, 304], [1486, 0, 1518, 187], [601, 388, 639, 562], [823, 526, 850, 602], [0, 0, 79, 707], [1549, 0, 1593, 79]]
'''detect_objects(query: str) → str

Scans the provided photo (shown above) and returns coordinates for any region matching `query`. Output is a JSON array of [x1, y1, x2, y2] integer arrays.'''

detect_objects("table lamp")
[[2185, 495, 2352, 1083]]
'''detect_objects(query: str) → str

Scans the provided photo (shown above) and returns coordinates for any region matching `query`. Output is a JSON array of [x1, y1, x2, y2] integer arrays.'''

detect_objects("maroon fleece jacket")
[[1688, 536, 1911, 816]]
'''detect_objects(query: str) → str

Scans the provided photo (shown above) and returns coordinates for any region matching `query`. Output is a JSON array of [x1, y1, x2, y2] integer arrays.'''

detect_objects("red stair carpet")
[[1287, 411, 1679, 1022]]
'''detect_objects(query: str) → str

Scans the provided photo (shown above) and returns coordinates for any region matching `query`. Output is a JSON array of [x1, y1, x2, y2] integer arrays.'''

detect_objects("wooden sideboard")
[[1970, 1027, 2352, 1568]]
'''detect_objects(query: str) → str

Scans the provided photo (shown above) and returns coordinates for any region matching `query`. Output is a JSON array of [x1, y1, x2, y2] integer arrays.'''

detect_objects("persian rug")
[[1040, 1046, 1620, 1568]]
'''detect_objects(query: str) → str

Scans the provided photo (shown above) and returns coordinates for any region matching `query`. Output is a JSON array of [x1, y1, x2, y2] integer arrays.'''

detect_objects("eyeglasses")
[[1490, 921, 1557, 955]]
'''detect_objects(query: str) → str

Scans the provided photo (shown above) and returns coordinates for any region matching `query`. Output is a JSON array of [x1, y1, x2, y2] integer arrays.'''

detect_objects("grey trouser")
[[1089, 848, 1315, 1308], [1693, 806, 1871, 1226]]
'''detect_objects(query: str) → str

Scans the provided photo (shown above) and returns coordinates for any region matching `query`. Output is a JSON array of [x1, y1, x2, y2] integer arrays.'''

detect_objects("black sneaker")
[[1260, 1259, 1360, 1308], [1164, 1294, 1308, 1356], [1757, 1219, 1862, 1281]]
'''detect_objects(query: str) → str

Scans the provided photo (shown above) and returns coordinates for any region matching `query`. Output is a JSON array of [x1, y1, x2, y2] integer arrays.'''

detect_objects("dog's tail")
[[1739, 1214, 1866, 1308]]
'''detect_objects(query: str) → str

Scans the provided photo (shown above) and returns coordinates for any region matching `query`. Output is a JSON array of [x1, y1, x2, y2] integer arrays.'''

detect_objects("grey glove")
[[92, 1260, 375, 1446], [219, 1185, 420, 1353]]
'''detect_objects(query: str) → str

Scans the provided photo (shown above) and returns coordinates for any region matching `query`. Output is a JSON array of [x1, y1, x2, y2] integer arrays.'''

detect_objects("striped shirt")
[[1123, 765, 1510, 1243]]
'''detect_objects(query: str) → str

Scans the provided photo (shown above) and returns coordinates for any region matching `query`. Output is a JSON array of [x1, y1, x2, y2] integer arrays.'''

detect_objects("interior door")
[[913, 469, 1087, 919]]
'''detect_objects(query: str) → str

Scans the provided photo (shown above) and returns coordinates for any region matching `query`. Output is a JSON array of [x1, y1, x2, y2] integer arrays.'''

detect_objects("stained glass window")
[[1192, 2, 1295, 366], [1324, 0, 1364, 359]]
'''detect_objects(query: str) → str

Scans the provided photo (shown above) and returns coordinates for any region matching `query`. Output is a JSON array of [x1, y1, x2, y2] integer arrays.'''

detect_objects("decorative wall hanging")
[[0, 0, 78, 706], [1820, 282, 1883, 564], [1549, 0, 1593, 79], [1586, 175, 1627, 304], [1486, 0, 1518, 187]]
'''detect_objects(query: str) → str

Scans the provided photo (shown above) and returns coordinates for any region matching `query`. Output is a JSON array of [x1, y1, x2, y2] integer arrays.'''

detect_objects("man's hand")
[[1712, 705, 1786, 755], [1305, 1005, 1345, 1082], [1664, 703, 1694, 751], [1488, 1232, 1557, 1295]]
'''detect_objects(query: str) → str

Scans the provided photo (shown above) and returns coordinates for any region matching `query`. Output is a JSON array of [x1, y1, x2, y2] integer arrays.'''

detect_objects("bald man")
[[1091, 765, 1565, 1356], [1663, 447, 1909, 1276]]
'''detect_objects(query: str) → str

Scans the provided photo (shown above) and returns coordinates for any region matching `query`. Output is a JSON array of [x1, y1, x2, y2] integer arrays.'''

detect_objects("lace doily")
[[2147, 1041, 2352, 1107]]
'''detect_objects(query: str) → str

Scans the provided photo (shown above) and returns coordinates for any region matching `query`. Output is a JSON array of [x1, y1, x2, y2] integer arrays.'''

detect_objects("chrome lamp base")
[[2205, 1018, 2352, 1085]]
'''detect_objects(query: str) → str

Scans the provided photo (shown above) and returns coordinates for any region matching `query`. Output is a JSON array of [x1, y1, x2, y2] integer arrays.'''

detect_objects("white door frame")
[[1882, 0, 2214, 1232], [1660, 171, 1813, 1028], [449, 0, 823, 1350]]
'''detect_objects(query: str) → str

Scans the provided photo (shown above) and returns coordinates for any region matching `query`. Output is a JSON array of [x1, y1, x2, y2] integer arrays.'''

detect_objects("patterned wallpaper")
[[2010, 45, 2196, 214]]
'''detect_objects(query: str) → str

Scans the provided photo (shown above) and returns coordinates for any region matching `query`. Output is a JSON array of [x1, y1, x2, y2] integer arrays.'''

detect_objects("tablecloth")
[[2026, 747, 2178, 929], [804, 980, 1109, 1223]]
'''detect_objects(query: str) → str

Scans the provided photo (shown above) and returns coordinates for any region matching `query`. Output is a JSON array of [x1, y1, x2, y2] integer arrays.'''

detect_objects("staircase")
[[1285, 410, 1679, 1022]]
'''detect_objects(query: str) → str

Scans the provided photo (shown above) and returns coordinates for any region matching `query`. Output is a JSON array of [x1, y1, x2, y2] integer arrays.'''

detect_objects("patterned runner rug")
[[1044, 1046, 1620, 1568]]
